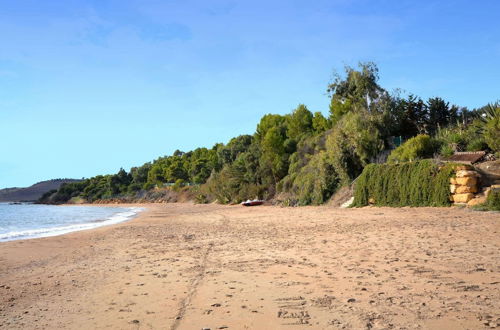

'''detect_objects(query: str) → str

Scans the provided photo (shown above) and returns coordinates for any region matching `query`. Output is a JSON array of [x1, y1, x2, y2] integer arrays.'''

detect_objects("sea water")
[[0, 203, 143, 242]]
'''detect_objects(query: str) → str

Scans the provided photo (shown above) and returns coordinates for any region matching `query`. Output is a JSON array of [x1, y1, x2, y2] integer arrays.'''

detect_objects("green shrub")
[[483, 190, 500, 211], [388, 135, 440, 163], [466, 138, 488, 152], [439, 144, 454, 157], [434, 122, 488, 156], [473, 190, 500, 211], [486, 190, 500, 211], [353, 160, 457, 207]]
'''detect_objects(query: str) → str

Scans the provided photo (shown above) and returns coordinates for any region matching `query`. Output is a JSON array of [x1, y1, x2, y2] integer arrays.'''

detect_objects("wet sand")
[[0, 203, 499, 329]]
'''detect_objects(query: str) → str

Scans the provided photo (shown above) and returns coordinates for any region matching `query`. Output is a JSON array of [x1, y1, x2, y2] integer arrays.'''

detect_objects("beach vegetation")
[[38, 63, 498, 206]]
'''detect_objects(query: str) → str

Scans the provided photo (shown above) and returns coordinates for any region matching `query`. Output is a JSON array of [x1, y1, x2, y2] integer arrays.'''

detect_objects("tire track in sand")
[[171, 242, 214, 330]]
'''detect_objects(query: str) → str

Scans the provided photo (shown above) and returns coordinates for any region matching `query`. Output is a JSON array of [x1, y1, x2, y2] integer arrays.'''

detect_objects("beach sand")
[[0, 203, 499, 329]]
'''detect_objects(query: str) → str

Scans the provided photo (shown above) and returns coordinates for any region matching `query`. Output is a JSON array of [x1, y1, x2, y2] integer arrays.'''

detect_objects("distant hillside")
[[0, 179, 82, 202]]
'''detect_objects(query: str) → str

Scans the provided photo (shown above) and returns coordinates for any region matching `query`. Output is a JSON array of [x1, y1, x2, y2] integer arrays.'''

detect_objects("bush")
[[439, 144, 454, 157], [352, 160, 458, 207], [172, 179, 186, 191], [466, 138, 488, 152], [388, 135, 440, 163], [435, 127, 467, 152], [434, 122, 488, 156], [203, 164, 265, 204], [485, 190, 500, 211], [474, 190, 500, 211]]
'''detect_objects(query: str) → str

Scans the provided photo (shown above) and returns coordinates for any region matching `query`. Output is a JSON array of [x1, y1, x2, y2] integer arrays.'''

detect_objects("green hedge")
[[353, 160, 458, 207]]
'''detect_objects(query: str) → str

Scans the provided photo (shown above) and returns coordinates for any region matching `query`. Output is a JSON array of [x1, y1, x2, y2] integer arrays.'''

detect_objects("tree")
[[390, 94, 427, 137], [147, 158, 170, 186], [190, 158, 212, 184], [312, 112, 330, 133], [255, 114, 287, 141], [427, 97, 451, 134], [216, 135, 253, 167], [165, 156, 189, 182], [130, 163, 151, 186], [327, 62, 387, 123], [260, 126, 288, 183], [286, 104, 313, 141], [173, 149, 185, 157], [325, 111, 384, 185], [109, 168, 132, 194]]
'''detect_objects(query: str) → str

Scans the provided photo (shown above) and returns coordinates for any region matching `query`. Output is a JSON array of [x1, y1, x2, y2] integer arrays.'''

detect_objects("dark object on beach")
[[241, 199, 264, 206]]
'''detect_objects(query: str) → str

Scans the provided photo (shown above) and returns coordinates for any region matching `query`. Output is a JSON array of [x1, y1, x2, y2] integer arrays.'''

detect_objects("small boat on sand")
[[241, 199, 264, 206]]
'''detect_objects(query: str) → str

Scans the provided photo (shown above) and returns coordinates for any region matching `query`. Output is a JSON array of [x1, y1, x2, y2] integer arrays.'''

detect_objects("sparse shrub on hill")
[[352, 160, 458, 207]]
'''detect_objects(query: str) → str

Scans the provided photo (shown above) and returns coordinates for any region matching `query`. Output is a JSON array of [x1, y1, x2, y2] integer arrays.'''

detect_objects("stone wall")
[[449, 165, 500, 207], [450, 165, 480, 205]]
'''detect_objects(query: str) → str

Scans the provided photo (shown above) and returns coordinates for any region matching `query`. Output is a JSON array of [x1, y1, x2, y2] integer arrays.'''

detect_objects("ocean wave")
[[0, 207, 143, 242]]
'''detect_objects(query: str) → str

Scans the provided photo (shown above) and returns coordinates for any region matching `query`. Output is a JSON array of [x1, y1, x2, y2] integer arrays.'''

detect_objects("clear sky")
[[0, 0, 499, 188]]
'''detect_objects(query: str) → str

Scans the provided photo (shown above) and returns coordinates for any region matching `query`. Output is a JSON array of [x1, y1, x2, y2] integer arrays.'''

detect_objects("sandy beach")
[[0, 203, 499, 329]]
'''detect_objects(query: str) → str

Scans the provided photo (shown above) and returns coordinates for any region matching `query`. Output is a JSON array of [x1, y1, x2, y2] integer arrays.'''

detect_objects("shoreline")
[[0, 204, 147, 243], [0, 203, 498, 329]]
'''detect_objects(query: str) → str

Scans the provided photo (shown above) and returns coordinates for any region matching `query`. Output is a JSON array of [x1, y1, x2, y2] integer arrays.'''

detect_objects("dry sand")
[[0, 203, 499, 329]]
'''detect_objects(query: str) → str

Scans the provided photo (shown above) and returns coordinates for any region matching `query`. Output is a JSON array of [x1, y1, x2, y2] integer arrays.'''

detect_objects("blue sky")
[[0, 0, 499, 188]]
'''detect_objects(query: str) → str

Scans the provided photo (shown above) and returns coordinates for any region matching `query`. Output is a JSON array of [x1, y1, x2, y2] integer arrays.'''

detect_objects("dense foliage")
[[39, 63, 499, 205], [352, 160, 458, 207]]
